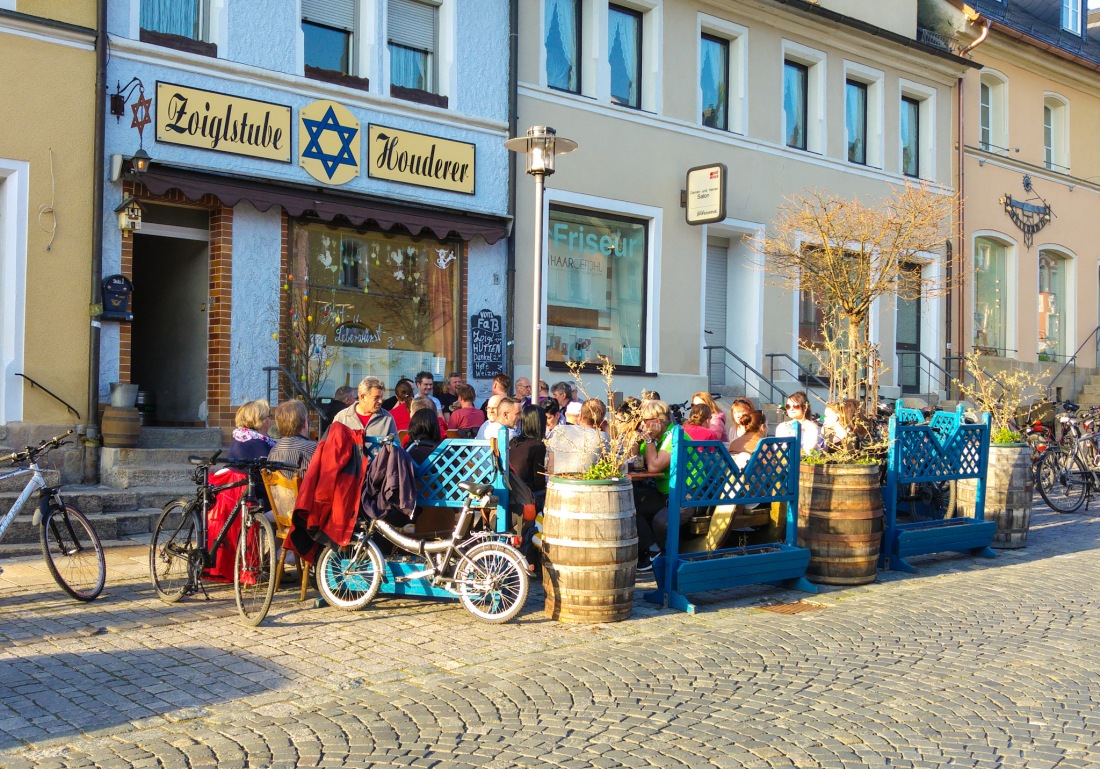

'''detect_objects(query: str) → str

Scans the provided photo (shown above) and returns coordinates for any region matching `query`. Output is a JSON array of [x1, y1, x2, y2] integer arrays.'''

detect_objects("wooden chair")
[[260, 468, 310, 601]]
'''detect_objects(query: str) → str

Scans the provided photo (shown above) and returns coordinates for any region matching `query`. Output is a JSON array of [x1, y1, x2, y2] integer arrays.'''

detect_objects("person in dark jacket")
[[227, 399, 275, 460], [406, 407, 442, 464], [509, 405, 547, 504]]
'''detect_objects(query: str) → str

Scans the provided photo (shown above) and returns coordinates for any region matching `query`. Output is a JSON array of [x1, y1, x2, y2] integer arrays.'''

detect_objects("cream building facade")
[[0, 2, 98, 447], [514, 0, 975, 406]]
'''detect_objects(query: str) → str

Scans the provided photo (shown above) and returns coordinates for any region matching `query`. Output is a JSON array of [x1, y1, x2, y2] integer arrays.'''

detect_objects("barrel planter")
[[957, 443, 1032, 549], [101, 405, 141, 448], [541, 476, 638, 623], [797, 462, 883, 585]]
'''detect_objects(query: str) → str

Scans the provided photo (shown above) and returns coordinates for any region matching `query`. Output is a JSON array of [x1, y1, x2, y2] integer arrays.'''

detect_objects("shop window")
[[1038, 251, 1069, 361], [979, 72, 1008, 155], [546, 206, 647, 371], [293, 221, 462, 396], [973, 237, 1009, 355], [545, 0, 580, 93], [609, 5, 642, 109], [140, 0, 217, 56]]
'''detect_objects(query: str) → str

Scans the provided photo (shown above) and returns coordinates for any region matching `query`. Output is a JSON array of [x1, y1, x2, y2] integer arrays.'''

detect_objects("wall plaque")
[[368, 124, 475, 194], [155, 82, 291, 162]]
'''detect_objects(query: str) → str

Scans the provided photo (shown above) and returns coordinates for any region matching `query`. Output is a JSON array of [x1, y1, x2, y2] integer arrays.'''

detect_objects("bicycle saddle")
[[458, 481, 493, 497]]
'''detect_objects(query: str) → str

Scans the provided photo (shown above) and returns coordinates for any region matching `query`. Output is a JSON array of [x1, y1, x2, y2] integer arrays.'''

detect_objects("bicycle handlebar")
[[0, 429, 74, 466]]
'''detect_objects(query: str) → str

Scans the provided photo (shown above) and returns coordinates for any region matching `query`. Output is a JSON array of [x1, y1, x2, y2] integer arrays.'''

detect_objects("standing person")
[[480, 373, 511, 415], [538, 380, 550, 403], [691, 392, 728, 442], [415, 371, 443, 411], [633, 399, 675, 572], [448, 384, 486, 435], [479, 396, 520, 440], [228, 400, 276, 460], [546, 398, 610, 475], [267, 399, 317, 474], [776, 391, 820, 454], [388, 379, 415, 432], [682, 403, 720, 441], [382, 377, 412, 411], [550, 382, 574, 425], [321, 386, 355, 433], [514, 377, 533, 408], [439, 372, 462, 415], [329, 376, 398, 438]]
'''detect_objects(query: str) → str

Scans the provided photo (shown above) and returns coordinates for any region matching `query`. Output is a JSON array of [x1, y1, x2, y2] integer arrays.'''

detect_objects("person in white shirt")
[[775, 390, 821, 454], [415, 371, 443, 412], [477, 396, 520, 441]]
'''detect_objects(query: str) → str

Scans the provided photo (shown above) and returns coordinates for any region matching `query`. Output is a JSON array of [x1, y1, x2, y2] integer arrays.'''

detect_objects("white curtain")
[[141, 0, 199, 38], [609, 8, 639, 107], [545, 0, 578, 91], [391, 44, 428, 90]]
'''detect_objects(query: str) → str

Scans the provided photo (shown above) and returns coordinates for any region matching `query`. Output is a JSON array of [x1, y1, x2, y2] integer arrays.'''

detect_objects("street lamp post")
[[504, 126, 577, 401]]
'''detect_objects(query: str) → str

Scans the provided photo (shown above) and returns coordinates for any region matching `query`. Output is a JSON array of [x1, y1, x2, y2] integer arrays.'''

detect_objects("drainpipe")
[[84, 0, 108, 483], [505, 0, 519, 382]]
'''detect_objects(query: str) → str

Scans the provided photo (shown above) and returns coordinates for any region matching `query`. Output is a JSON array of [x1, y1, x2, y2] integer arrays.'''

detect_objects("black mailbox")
[[101, 274, 134, 322]]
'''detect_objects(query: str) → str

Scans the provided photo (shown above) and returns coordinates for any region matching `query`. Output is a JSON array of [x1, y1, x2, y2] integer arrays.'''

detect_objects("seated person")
[[542, 399, 560, 434], [509, 405, 547, 499], [405, 407, 443, 464], [448, 383, 485, 435], [633, 399, 674, 571], [729, 409, 768, 469], [389, 379, 415, 432], [682, 403, 720, 441], [776, 390, 820, 454], [546, 398, 610, 475], [382, 377, 412, 412], [267, 399, 317, 476], [478, 396, 520, 441], [822, 399, 871, 450], [691, 391, 728, 442], [406, 396, 449, 446], [563, 400, 583, 425], [227, 399, 275, 460]]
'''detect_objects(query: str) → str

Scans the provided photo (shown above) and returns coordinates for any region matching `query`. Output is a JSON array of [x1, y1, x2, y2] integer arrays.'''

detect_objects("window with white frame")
[[973, 236, 1011, 355], [545, 0, 581, 93], [782, 43, 826, 154], [698, 16, 746, 134], [1038, 250, 1070, 360], [609, 4, 642, 109], [978, 71, 1008, 154], [389, 0, 438, 94], [1043, 95, 1069, 173], [844, 62, 883, 168], [899, 80, 935, 181], [141, 0, 206, 40], [1062, 0, 1081, 34], [303, 0, 356, 76]]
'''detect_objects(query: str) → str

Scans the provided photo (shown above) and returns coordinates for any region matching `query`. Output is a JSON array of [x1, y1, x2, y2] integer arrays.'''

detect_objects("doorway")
[[131, 209, 210, 425], [896, 264, 922, 394]]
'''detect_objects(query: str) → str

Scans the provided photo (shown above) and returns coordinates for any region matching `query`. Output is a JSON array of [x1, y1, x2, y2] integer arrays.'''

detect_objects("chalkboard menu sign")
[[470, 309, 504, 379]]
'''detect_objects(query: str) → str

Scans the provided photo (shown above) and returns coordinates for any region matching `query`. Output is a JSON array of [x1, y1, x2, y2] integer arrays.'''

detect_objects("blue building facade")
[[102, 0, 512, 429]]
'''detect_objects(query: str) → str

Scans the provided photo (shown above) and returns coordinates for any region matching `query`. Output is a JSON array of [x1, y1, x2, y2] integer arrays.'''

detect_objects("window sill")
[[546, 361, 654, 376], [139, 29, 216, 58], [305, 66, 370, 92], [390, 85, 448, 109]]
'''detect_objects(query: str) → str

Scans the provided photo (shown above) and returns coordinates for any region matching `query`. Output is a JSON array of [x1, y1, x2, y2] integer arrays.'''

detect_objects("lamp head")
[[131, 148, 151, 174], [504, 125, 578, 177]]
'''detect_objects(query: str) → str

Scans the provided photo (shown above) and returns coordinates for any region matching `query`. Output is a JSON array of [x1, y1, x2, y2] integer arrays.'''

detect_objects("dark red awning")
[[135, 164, 512, 244]]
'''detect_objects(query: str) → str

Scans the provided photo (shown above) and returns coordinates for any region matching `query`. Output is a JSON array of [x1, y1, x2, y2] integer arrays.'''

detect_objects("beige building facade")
[[0, 2, 98, 442], [514, 0, 973, 405]]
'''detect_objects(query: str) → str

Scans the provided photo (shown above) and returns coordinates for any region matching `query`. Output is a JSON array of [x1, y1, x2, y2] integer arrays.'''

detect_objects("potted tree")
[[753, 184, 957, 583]]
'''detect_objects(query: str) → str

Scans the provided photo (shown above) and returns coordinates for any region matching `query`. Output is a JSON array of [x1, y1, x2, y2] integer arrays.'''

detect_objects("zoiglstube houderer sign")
[[367, 125, 475, 194], [156, 82, 291, 162]]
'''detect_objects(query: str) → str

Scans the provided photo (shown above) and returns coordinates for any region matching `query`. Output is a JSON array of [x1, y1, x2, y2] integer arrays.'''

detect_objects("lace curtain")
[[141, 0, 200, 38], [545, 0, 578, 91]]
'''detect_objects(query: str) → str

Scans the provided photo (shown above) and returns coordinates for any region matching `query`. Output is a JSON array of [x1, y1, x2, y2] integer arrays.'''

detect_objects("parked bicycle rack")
[[645, 425, 815, 614], [363, 428, 510, 600], [880, 401, 997, 572]]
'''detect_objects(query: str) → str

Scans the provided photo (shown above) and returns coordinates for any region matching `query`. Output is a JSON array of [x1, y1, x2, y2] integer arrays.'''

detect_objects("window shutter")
[[389, 0, 436, 52], [303, 0, 355, 31]]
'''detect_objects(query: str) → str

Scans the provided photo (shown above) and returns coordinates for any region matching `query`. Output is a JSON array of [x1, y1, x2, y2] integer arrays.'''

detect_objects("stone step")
[[102, 462, 197, 489], [0, 507, 171, 546], [0, 484, 191, 519], [137, 427, 222, 449], [0, 468, 60, 493]]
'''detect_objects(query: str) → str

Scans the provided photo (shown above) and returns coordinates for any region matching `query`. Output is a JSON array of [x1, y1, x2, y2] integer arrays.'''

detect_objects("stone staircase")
[[0, 427, 223, 554], [1073, 370, 1100, 408]]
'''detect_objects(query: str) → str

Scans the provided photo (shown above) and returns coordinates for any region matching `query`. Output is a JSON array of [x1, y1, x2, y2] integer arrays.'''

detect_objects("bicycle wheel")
[[316, 539, 384, 610], [40, 503, 106, 602], [234, 512, 277, 626], [1037, 449, 1088, 513], [150, 501, 199, 603], [458, 543, 529, 623], [907, 480, 957, 521]]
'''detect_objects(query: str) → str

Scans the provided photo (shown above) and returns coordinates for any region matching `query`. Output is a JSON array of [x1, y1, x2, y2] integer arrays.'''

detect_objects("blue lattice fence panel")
[[881, 404, 995, 573], [645, 425, 815, 614]]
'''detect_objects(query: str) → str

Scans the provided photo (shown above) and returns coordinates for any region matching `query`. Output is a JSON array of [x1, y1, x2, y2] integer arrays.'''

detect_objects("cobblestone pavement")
[[1, 500, 1098, 768]]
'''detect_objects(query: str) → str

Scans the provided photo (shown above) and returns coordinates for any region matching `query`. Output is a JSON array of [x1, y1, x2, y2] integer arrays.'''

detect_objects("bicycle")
[[149, 452, 296, 626], [316, 480, 530, 623], [1036, 415, 1100, 513], [0, 430, 105, 601]]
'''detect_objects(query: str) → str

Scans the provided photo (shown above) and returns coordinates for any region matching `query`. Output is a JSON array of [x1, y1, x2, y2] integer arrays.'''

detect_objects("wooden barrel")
[[797, 463, 883, 585], [541, 477, 638, 623], [957, 444, 1032, 549], [102, 405, 141, 448]]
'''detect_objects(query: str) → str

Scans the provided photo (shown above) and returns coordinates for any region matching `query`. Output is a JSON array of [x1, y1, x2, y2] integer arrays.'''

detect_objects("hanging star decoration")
[[301, 105, 359, 180], [130, 85, 152, 143]]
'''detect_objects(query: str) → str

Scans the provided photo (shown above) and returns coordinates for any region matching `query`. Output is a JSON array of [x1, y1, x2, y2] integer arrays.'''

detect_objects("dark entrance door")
[[896, 265, 922, 395]]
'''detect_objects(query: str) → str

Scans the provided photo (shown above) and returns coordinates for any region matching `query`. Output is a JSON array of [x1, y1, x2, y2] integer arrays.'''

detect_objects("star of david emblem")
[[130, 90, 152, 142], [301, 106, 359, 180]]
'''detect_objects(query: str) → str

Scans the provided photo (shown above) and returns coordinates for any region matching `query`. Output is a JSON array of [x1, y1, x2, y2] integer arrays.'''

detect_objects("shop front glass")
[[973, 237, 1007, 355], [1038, 250, 1067, 360], [546, 206, 647, 370], [292, 221, 462, 396]]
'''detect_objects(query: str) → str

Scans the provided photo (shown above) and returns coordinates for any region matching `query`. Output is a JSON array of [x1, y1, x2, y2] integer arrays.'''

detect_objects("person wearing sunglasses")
[[775, 391, 820, 454]]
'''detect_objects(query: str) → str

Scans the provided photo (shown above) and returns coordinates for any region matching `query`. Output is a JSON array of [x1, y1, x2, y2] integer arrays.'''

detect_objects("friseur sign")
[[367, 124, 475, 194], [156, 82, 291, 162]]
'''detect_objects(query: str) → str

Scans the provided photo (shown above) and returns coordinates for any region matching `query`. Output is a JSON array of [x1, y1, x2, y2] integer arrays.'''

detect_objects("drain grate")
[[755, 600, 827, 615]]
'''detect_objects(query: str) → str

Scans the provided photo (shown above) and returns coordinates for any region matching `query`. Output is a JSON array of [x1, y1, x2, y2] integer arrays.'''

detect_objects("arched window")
[[978, 72, 1008, 155], [1043, 94, 1070, 173], [1038, 250, 1071, 360], [973, 236, 1011, 355]]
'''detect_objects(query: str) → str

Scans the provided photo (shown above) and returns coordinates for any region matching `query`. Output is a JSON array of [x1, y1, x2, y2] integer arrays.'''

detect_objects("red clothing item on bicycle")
[[202, 468, 247, 583], [287, 421, 367, 563]]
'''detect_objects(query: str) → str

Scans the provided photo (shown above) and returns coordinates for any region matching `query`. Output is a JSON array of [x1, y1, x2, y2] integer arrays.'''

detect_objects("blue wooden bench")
[[364, 428, 510, 599], [880, 402, 996, 572], [644, 425, 816, 614]]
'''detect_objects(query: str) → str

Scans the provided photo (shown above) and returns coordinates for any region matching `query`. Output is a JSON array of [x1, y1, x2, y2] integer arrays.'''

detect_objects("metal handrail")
[[704, 345, 787, 405], [763, 353, 830, 411], [263, 365, 325, 421], [1046, 324, 1100, 399], [894, 351, 953, 395], [15, 373, 80, 419]]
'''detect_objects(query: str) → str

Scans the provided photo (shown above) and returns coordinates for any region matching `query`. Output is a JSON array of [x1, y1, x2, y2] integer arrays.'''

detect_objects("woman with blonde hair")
[[228, 399, 275, 460], [690, 391, 728, 442]]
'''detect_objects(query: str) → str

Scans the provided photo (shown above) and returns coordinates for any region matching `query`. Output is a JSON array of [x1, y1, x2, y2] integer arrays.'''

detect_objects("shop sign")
[[470, 310, 504, 379], [299, 100, 361, 186], [155, 82, 291, 162], [684, 163, 726, 225], [367, 124, 475, 195]]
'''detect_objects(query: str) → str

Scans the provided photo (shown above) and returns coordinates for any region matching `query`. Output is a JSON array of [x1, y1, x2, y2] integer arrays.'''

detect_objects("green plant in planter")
[[955, 350, 1052, 445]]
